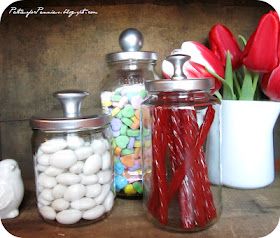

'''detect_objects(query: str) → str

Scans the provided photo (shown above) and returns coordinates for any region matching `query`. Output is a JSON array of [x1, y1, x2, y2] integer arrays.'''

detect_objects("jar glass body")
[[101, 59, 159, 198], [141, 90, 222, 232], [32, 127, 114, 226]]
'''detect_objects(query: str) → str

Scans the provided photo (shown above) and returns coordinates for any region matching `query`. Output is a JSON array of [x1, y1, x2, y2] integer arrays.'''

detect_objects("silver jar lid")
[[145, 54, 214, 92], [106, 28, 157, 63], [30, 90, 111, 132]]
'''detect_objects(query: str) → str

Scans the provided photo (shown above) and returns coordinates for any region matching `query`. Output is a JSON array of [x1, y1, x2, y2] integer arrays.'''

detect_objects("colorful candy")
[[101, 85, 147, 196]]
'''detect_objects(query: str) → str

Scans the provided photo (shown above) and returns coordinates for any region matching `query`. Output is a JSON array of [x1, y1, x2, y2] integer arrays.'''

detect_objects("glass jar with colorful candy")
[[100, 28, 159, 198], [141, 55, 222, 231]]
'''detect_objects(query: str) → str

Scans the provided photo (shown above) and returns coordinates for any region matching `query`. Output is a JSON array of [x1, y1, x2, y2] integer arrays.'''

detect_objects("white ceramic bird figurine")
[[0, 159, 24, 219]]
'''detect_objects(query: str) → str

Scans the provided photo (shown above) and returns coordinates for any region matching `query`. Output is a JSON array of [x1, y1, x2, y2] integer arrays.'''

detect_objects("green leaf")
[[239, 68, 254, 100], [223, 51, 236, 100], [238, 35, 247, 48], [206, 64, 236, 100]]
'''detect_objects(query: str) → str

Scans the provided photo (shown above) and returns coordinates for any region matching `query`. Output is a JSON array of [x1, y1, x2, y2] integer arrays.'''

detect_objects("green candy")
[[120, 124, 128, 135], [111, 95, 122, 102], [112, 139, 117, 149], [133, 182, 143, 194], [114, 88, 122, 95], [121, 118, 133, 127], [115, 136, 129, 149], [121, 148, 134, 156], [127, 129, 140, 137], [116, 110, 123, 119], [121, 105, 135, 118], [139, 89, 148, 99]]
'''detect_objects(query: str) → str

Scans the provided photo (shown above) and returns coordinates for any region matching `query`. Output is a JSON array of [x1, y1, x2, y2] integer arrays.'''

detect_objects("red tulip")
[[261, 64, 280, 101], [209, 24, 242, 69], [181, 41, 225, 78], [162, 44, 224, 93], [243, 11, 279, 73]]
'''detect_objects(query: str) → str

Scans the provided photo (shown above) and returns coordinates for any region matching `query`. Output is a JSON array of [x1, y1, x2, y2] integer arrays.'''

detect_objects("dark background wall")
[[0, 0, 275, 180]]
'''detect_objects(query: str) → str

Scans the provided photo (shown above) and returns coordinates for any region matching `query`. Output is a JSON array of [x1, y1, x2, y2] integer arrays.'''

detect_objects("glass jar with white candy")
[[30, 90, 114, 226]]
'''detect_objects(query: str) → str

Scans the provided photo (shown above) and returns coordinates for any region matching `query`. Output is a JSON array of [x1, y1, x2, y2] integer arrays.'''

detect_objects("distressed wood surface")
[[2, 175, 280, 238]]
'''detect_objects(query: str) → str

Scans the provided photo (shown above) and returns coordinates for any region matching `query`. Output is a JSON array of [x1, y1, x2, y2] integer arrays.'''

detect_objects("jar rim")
[[145, 78, 214, 93], [30, 114, 111, 131], [106, 51, 157, 62]]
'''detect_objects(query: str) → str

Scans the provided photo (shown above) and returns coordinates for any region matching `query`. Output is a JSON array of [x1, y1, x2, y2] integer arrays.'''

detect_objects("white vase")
[[220, 100, 280, 189]]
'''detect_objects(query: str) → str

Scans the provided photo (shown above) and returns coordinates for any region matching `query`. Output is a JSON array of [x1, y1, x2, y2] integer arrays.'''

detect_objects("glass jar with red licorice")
[[141, 54, 222, 232]]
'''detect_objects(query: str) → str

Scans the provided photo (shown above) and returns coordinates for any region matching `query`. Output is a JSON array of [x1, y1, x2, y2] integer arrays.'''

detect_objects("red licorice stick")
[[180, 109, 207, 228], [169, 108, 198, 229], [168, 106, 215, 201], [167, 106, 216, 229], [148, 106, 169, 225]]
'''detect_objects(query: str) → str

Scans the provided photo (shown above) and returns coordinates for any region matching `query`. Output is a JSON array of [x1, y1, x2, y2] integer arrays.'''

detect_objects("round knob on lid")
[[166, 54, 191, 80], [53, 90, 89, 118], [119, 28, 143, 52]]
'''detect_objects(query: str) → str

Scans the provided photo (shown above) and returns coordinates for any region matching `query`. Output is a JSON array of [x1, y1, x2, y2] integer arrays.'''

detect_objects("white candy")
[[45, 166, 64, 177], [80, 174, 98, 185], [102, 139, 110, 150], [38, 197, 51, 206], [84, 142, 91, 147], [56, 209, 82, 225], [66, 134, 84, 150], [83, 154, 102, 175], [97, 170, 112, 184], [52, 184, 67, 199], [75, 146, 94, 160], [56, 173, 81, 185], [64, 184, 86, 202], [40, 138, 67, 154], [101, 151, 111, 170], [38, 185, 44, 193], [69, 161, 84, 174], [86, 184, 102, 198], [39, 206, 56, 220], [50, 150, 77, 169], [71, 198, 96, 211], [82, 205, 105, 220], [91, 139, 107, 155], [117, 96, 128, 109], [36, 149, 44, 158], [40, 189, 54, 201], [103, 191, 114, 212], [101, 91, 112, 101], [38, 173, 57, 188], [37, 154, 50, 166], [37, 164, 48, 172], [95, 184, 111, 205], [51, 199, 70, 211]]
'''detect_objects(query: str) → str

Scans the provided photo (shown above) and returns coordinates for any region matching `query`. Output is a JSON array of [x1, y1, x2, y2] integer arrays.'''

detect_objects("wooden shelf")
[[2, 174, 280, 238]]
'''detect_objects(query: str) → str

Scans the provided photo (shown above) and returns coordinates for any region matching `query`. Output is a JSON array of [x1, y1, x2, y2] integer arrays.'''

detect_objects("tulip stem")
[[252, 73, 260, 99], [233, 72, 241, 97], [214, 91, 222, 100]]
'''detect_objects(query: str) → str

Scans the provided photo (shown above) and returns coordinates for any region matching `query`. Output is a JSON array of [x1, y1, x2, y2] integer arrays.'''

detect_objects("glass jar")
[[30, 90, 114, 226], [141, 55, 222, 232], [101, 28, 159, 198]]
